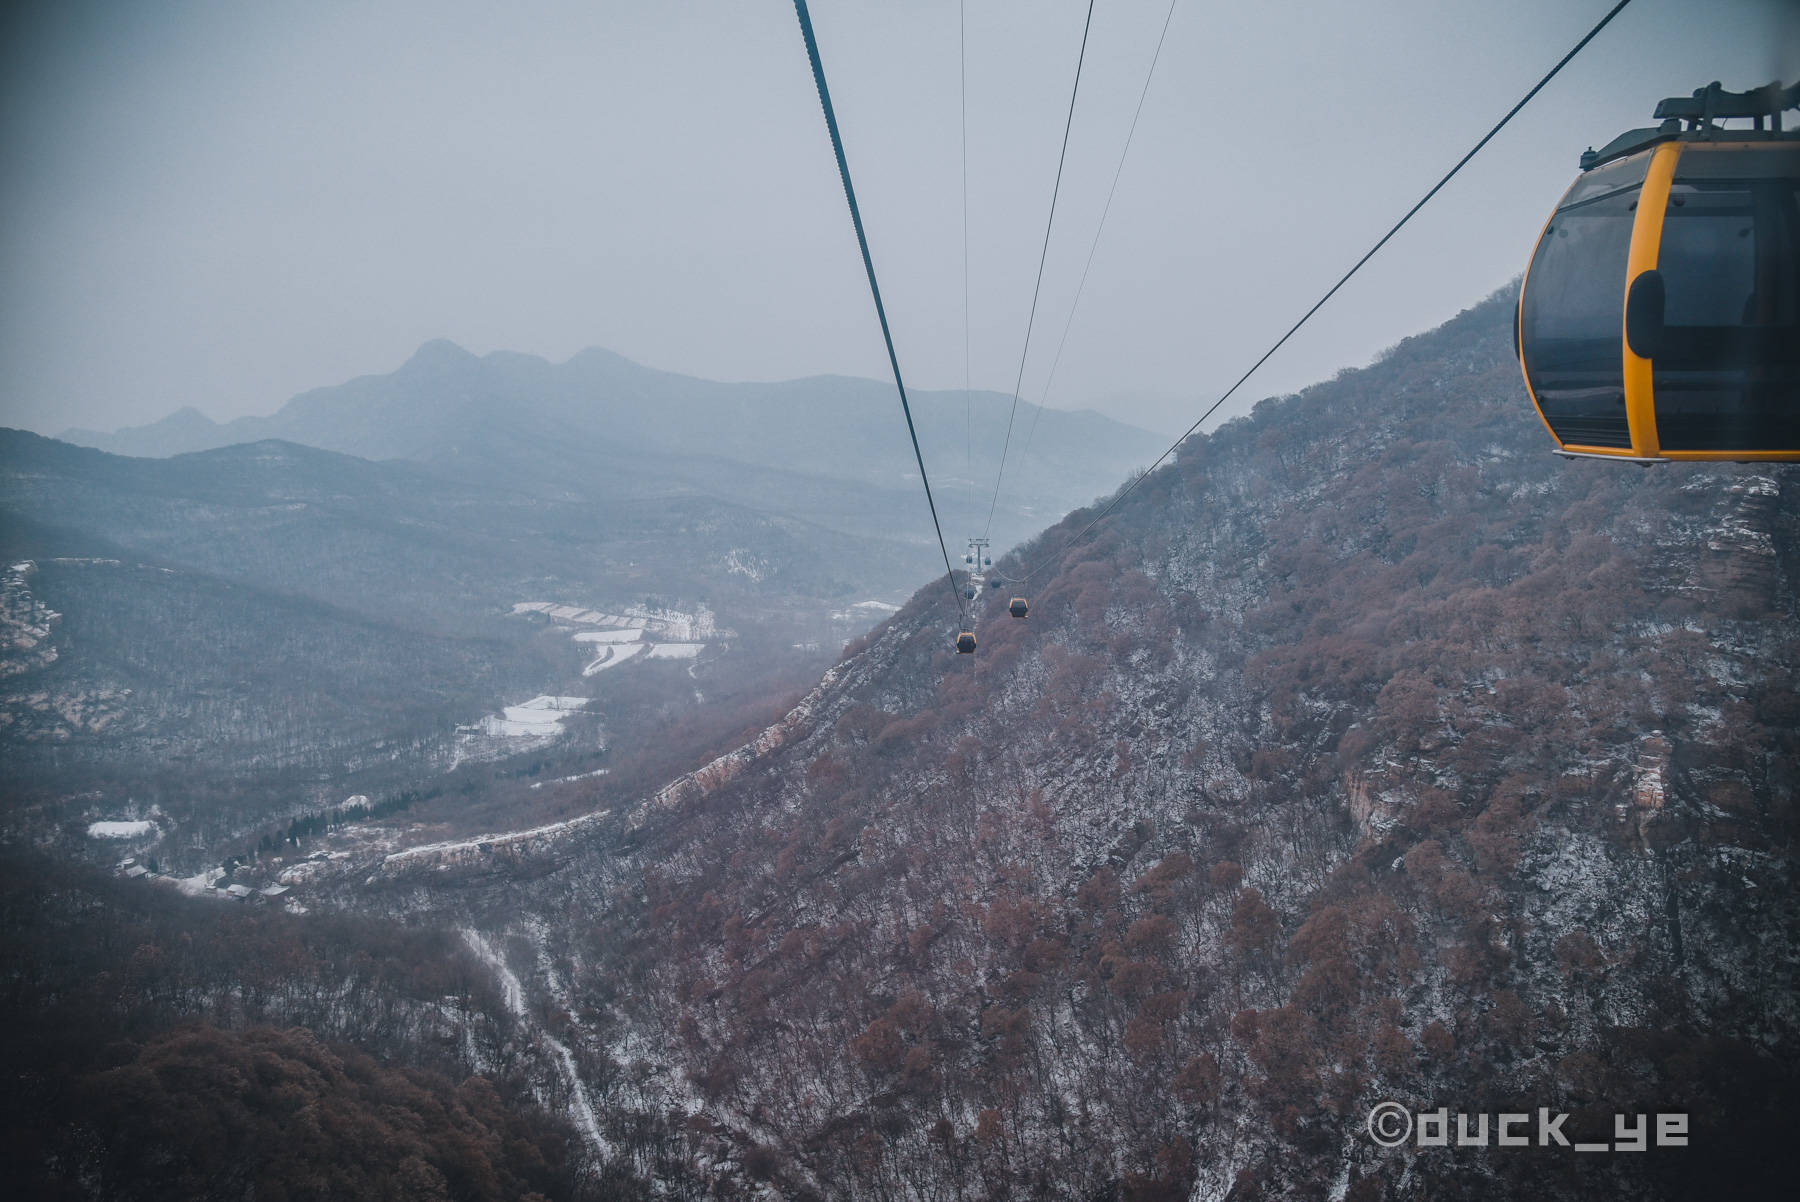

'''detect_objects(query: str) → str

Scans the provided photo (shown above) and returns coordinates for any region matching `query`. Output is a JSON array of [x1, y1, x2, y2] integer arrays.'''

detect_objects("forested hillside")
[[0, 428, 865, 871], [389, 286, 1799, 1199], [0, 851, 699, 1200]]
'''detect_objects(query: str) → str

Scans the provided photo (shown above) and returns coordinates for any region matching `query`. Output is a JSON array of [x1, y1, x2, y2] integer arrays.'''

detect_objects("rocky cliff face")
[[364, 288, 1798, 1200]]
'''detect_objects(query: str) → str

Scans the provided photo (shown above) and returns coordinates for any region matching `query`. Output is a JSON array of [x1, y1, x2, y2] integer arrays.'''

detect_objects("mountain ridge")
[[53, 340, 1165, 582], [58, 340, 1152, 485]]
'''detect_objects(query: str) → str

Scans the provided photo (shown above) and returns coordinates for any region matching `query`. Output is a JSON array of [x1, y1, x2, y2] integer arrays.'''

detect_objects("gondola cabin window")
[[1653, 145, 1800, 451], [1520, 151, 1651, 449]]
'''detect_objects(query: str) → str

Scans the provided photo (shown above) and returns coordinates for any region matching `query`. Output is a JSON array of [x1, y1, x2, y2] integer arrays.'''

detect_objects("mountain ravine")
[[269, 286, 1800, 1200]]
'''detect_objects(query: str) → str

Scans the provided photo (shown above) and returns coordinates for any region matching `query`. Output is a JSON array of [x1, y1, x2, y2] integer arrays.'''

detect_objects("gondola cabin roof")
[[1581, 81, 1799, 172]]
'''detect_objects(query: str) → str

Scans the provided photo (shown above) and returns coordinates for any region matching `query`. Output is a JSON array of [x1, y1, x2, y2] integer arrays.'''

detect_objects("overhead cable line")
[[982, 0, 1098, 540], [791, 0, 967, 620], [960, 0, 973, 476], [996, 0, 1638, 587], [1018, 0, 1180, 463]]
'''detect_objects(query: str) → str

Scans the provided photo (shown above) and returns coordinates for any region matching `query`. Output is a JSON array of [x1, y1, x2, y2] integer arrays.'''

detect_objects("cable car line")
[[790, 0, 967, 622], [992, 0, 1638, 589], [1018, 0, 1181, 465], [960, 0, 973, 477], [982, 0, 1098, 542]]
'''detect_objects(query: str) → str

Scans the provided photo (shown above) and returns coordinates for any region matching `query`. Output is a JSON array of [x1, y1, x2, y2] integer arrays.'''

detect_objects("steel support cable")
[[1018, 0, 1180, 464], [960, 0, 973, 477], [791, 0, 967, 621], [993, 0, 1637, 587], [982, 0, 1098, 541]]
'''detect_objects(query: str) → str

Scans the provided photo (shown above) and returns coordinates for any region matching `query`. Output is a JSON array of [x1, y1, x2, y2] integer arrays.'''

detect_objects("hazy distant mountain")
[[62, 404, 227, 459], [59, 342, 1162, 552]]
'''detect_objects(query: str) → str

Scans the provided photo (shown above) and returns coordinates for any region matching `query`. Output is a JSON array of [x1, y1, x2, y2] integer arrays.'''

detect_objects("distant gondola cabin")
[[956, 631, 977, 654], [1517, 82, 1800, 461], [1008, 597, 1029, 618]]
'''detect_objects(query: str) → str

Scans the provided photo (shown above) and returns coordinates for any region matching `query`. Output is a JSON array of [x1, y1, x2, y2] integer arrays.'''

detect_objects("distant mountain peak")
[[160, 405, 217, 426], [565, 345, 645, 376], [56, 404, 224, 459], [568, 345, 631, 364], [399, 338, 478, 373]]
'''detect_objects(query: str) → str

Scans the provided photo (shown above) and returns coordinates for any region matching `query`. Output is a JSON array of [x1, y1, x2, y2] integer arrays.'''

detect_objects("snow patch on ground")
[[461, 928, 611, 1157], [462, 928, 527, 1016], [167, 868, 226, 897], [481, 695, 590, 737], [517, 600, 718, 676], [513, 599, 724, 642], [582, 642, 645, 676], [724, 548, 770, 581], [87, 819, 155, 839], [831, 599, 901, 622], [530, 767, 609, 789], [383, 808, 612, 866]]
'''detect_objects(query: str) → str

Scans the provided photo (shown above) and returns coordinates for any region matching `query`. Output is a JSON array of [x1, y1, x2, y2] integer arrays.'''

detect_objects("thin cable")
[[960, 0, 972, 477], [982, 0, 1097, 540], [1019, 0, 1179, 462], [791, 0, 966, 620], [996, 0, 1637, 587]]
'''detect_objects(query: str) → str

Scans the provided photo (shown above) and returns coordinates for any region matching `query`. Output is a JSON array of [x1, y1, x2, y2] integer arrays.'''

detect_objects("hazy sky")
[[3, 0, 1796, 439]]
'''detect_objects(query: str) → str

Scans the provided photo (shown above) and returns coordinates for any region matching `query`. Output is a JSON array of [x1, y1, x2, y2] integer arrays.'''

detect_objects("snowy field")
[[87, 820, 155, 839], [582, 642, 645, 676], [831, 599, 901, 622], [515, 598, 716, 676], [481, 695, 591, 738], [512, 599, 723, 642]]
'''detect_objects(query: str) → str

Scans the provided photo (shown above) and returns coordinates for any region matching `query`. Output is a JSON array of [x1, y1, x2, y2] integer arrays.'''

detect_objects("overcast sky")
[[2, 0, 1796, 440]]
